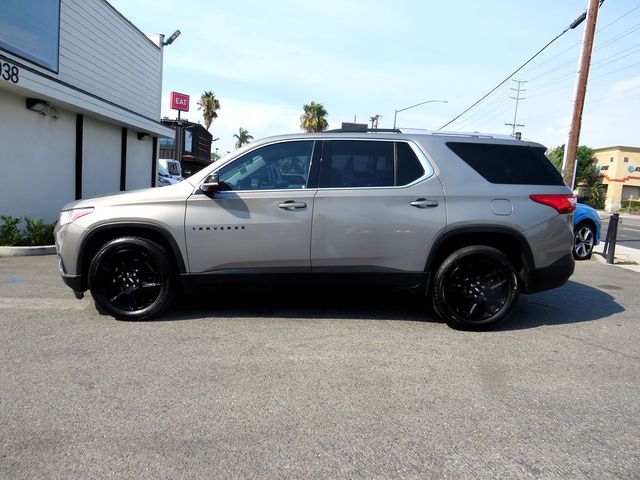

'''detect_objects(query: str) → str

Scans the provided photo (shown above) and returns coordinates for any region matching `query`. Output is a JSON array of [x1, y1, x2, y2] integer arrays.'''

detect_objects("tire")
[[88, 236, 174, 320], [573, 223, 595, 260], [432, 246, 519, 330]]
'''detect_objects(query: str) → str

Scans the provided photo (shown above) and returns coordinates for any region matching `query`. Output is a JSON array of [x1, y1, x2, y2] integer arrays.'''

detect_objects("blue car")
[[573, 203, 601, 260]]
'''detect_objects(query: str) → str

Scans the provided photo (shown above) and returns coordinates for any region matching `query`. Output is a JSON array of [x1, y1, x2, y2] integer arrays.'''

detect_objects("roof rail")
[[399, 128, 514, 140], [326, 124, 402, 133]]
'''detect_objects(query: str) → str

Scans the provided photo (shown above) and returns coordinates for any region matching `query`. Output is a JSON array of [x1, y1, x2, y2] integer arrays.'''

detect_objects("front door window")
[[218, 141, 314, 191]]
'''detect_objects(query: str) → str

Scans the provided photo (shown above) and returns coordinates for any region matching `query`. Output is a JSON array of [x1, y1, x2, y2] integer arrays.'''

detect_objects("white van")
[[157, 159, 184, 186]]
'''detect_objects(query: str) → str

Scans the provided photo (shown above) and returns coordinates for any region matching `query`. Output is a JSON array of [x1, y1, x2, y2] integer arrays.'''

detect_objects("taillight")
[[529, 194, 577, 214]]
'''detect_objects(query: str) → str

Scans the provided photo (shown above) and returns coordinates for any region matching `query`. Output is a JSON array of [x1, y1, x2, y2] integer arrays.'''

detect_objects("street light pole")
[[393, 99, 448, 129]]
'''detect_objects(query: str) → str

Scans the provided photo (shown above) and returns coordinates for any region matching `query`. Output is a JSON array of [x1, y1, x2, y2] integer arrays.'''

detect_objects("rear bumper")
[[521, 253, 575, 294]]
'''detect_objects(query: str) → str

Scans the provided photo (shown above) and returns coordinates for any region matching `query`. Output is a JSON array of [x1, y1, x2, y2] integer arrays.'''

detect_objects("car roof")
[[253, 129, 546, 149]]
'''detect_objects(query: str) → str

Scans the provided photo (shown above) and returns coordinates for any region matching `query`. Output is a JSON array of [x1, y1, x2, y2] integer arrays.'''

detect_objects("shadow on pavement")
[[160, 284, 436, 323], [150, 281, 623, 330], [502, 280, 624, 331]]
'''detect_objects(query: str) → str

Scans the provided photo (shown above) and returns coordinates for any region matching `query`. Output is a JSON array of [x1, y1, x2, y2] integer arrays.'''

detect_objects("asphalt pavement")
[[1, 255, 639, 479]]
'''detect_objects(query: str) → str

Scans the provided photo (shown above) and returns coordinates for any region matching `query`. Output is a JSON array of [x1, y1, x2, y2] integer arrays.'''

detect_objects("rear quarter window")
[[446, 142, 565, 186]]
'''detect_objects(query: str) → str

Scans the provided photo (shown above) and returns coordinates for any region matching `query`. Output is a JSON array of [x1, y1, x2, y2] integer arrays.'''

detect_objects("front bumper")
[[521, 253, 575, 294], [58, 258, 85, 298]]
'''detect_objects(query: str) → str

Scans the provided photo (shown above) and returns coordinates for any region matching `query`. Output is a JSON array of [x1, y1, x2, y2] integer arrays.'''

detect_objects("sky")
[[108, 0, 640, 155]]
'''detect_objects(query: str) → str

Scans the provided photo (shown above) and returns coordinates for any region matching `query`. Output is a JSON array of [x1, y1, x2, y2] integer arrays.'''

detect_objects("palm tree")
[[197, 91, 221, 131], [233, 127, 254, 149], [300, 101, 329, 132]]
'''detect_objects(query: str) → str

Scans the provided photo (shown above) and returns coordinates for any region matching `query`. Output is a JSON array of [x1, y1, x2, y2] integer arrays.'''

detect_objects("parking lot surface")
[[1, 255, 639, 479]]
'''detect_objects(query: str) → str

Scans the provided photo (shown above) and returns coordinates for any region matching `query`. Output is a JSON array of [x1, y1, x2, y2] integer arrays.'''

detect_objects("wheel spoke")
[[109, 291, 126, 303], [468, 300, 480, 316]]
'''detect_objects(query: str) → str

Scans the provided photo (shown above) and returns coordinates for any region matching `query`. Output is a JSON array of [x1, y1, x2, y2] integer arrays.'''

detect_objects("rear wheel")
[[573, 223, 595, 260], [88, 236, 174, 320], [432, 246, 519, 330]]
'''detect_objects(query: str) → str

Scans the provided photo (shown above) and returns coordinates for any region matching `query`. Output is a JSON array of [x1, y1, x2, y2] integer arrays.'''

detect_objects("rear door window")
[[446, 142, 564, 185], [396, 142, 425, 186], [319, 140, 426, 188], [320, 140, 394, 188]]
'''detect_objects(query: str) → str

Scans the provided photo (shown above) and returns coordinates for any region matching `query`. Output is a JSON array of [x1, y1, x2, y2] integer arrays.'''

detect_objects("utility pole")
[[370, 114, 382, 129], [562, 0, 600, 189], [505, 79, 526, 137]]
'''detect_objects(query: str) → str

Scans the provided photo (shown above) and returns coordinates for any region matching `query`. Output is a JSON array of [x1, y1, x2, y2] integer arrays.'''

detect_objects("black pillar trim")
[[120, 128, 127, 191], [75, 114, 83, 200], [151, 136, 158, 187]]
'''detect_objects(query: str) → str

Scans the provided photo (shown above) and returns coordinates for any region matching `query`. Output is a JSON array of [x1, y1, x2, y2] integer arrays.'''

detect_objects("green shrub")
[[0, 216, 56, 246], [0, 215, 23, 246], [584, 197, 605, 210], [620, 200, 640, 212], [23, 218, 55, 246]]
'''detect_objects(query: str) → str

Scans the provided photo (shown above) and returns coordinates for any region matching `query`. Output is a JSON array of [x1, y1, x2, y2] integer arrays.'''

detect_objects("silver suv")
[[55, 129, 576, 329]]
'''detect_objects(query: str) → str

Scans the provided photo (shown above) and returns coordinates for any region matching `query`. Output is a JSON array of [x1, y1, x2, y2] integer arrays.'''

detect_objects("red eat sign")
[[170, 91, 190, 112]]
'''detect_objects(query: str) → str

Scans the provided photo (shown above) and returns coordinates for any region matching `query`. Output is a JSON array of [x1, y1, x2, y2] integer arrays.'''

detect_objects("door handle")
[[410, 198, 438, 208], [278, 201, 307, 210]]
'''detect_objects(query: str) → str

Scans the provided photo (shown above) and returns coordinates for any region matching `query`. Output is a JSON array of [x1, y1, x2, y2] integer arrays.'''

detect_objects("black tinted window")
[[320, 141, 394, 188], [396, 142, 425, 185], [446, 142, 564, 185], [218, 141, 313, 190]]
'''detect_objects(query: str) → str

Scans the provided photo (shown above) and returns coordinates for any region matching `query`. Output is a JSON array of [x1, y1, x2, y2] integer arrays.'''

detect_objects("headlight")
[[158, 177, 171, 185], [59, 207, 94, 226]]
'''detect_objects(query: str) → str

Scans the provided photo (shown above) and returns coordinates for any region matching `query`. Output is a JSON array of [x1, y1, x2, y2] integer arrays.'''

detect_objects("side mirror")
[[201, 172, 220, 192]]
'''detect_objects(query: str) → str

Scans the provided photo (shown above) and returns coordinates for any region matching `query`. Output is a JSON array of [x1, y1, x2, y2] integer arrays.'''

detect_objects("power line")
[[598, 3, 640, 31], [438, 10, 589, 130], [439, 4, 640, 130], [470, 104, 519, 130], [454, 96, 512, 130], [517, 21, 640, 88], [450, 86, 512, 129], [596, 22, 640, 49], [591, 60, 640, 80], [592, 44, 640, 68], [523, 40, 640, 98], [515, 4, 639, 79]]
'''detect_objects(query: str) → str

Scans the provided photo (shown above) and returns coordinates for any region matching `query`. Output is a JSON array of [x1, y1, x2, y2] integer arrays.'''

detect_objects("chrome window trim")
[[316, 138, 435, 191], [199, 136, 437, 193]]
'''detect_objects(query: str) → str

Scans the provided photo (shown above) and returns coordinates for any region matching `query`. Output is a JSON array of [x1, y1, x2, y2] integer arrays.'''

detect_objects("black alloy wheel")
[[573, 223, 595, 260], [88, 237, 174, 320], [432, 246, 519, 330]]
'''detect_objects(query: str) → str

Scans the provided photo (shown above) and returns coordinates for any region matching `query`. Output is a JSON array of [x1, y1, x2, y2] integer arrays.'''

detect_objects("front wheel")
[[432, 246, 519, 330], [573, 223, 595, 260], [88, 236, 174, 320]]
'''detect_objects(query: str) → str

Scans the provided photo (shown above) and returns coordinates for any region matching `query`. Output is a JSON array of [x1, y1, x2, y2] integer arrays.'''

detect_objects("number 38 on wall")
[[0, 61, 19, 84]]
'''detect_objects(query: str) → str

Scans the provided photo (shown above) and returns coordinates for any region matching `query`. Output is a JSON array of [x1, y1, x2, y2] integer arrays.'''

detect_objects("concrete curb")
[[0, 245, 56, 258], [592, 244, 640, 273]]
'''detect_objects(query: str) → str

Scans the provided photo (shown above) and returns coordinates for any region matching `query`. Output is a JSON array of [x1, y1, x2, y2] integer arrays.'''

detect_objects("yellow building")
[[594, 146, 640, 211]]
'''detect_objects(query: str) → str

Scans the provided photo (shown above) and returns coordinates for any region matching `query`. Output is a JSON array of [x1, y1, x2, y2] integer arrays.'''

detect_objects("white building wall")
[[0, 0, 172, 223], [58, 0, 162, 120], [82, 116, 120, 199], [0, 89, 75, 222], [126, 130, 153, 191]]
